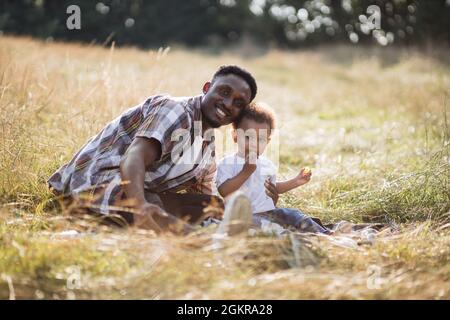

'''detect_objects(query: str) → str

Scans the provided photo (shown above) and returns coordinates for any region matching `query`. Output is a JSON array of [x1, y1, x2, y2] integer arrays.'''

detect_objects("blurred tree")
[[0, 0, 448, 48]]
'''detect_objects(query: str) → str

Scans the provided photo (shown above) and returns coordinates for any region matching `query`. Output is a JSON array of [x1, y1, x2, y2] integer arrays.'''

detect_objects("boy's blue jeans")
[[253, 208, 330, 234]]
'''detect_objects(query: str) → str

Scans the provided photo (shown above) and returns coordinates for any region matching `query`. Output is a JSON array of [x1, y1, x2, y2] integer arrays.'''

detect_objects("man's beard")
[[203, 112, 221, 128]]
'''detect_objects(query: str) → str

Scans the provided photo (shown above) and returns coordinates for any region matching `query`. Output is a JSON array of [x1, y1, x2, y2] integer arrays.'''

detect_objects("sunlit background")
[[0, 0, 449, 300]]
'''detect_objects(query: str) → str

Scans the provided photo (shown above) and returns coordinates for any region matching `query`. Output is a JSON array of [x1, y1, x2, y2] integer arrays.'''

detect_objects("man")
[[48, 65, 257, 232]]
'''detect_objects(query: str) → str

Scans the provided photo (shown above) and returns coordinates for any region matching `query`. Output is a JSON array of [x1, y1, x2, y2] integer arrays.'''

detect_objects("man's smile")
[[215, 104, 230, 120]]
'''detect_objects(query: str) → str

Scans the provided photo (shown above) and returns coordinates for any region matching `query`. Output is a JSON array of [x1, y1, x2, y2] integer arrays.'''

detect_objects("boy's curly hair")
[[232, 102, 276, 134]]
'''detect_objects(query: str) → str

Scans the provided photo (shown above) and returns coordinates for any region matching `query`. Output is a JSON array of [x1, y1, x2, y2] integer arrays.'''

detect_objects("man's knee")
[[144, 191, 164, 208], [180, 193, 224, 209], [209, 195, 224, 209]]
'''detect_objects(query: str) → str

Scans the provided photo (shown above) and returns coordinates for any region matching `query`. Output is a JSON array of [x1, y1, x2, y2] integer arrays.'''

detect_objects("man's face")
[[201, 74, 252, 128]]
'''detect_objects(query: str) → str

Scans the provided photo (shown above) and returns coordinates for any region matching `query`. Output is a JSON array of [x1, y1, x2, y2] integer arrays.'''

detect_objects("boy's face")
[[234, 118, 271, 160]]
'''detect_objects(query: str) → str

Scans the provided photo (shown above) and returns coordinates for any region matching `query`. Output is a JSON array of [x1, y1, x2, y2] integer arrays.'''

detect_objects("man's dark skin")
[[120, 74, 258, 230]]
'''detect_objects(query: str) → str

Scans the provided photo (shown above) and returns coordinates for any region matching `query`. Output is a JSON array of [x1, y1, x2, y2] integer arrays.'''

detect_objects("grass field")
[[0, 36, 449, 299]]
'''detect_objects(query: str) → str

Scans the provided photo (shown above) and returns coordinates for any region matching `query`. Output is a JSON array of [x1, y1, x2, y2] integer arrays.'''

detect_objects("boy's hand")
[[295, 167, 312, 186], [242, 153, 257, 174]]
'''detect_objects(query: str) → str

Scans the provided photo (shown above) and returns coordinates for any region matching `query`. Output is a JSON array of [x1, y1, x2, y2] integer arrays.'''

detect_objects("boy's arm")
[[276, 179, 300, 194], [275, 168, 312, 194], [218, 163, 256, 198]]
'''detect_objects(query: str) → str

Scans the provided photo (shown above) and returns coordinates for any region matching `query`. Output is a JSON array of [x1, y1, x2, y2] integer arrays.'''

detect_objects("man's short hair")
[[232, 102, 276, 134], [212, 65, 257, 101]]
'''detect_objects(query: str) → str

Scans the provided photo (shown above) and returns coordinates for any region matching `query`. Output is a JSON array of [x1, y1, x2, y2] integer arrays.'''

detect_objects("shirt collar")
[[192, 94, 203, 122]]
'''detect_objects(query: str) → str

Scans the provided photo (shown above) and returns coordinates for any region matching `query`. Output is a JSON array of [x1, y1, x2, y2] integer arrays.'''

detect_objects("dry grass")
[[0, 36, 449, 299]]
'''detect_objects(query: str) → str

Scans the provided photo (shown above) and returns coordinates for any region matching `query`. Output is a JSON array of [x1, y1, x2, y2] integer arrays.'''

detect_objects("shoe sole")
[[217, 192, 252, 236]]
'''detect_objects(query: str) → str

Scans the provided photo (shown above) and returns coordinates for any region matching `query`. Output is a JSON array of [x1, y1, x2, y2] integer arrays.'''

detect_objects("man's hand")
[[265, 179, 279, 205], [295, 167, 312, 187], [133, 202, 168, 232]]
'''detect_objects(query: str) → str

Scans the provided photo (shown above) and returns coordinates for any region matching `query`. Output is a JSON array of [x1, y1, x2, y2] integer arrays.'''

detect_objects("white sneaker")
[[216, 191, 252, 236]]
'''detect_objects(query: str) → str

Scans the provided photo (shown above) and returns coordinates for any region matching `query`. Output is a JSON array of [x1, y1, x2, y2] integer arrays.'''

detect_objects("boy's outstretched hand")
[[273, 166, 312, 195], [295, 167, 312, 187]]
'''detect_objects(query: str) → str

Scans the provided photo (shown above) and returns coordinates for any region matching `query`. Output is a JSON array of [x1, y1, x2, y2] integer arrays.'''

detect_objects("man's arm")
[[120, 137, 161, 205], [120, 137, 166, 230], [264, 179, 279, 206]]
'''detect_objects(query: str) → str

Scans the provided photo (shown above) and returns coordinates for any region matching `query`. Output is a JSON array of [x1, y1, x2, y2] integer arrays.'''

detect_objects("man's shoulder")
[[143, 94, 198, 115], [133, 95, 188, 131]]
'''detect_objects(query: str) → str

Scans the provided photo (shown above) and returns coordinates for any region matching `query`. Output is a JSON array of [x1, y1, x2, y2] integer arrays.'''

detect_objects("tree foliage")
[[0, 0, 448, 48]]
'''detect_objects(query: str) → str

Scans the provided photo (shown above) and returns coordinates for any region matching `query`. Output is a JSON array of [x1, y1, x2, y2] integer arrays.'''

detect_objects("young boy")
[[215, 103, 331, 234]]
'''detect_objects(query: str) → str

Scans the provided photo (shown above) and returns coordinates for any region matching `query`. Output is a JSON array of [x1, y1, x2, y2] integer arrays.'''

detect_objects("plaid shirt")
[[48, 94, 216, 214]]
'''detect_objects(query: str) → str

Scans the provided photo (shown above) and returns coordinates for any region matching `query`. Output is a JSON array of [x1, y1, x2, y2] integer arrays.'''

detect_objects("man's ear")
[[203, 82, 211, 94]]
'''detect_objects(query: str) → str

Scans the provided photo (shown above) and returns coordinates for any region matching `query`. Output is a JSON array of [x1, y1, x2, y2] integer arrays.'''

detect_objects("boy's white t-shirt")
[[216, 153, 277, 214]]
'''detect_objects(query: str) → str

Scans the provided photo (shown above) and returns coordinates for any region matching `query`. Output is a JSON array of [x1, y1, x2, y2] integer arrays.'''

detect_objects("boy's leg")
[[252, 212, 268, 228], [264, 208, 331, 234]]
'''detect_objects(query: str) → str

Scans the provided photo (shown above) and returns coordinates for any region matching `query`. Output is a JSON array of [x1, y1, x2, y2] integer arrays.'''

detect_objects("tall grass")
[[0, 36, 449, 299]]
